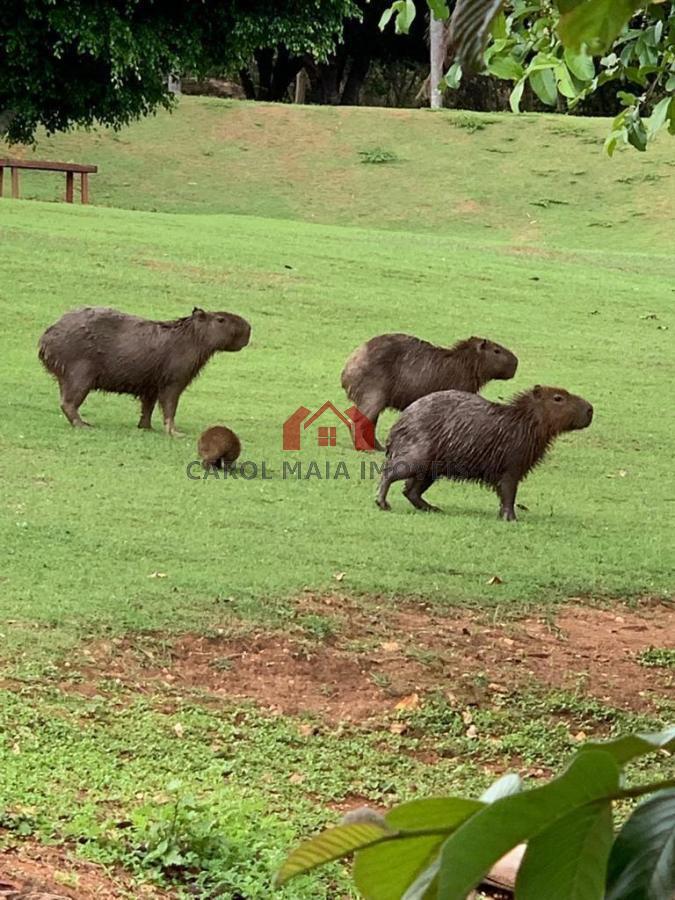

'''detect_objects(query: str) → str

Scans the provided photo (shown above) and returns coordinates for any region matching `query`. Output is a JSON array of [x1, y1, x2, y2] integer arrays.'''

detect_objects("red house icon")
[[283, 401, 375, 451]]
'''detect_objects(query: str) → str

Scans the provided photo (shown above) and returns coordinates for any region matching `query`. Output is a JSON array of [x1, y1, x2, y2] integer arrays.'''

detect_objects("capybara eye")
[[553, 395, 564, 402], [494, 348, 501, 354]]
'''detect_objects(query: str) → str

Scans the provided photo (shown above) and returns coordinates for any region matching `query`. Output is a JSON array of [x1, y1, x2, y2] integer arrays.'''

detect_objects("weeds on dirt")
[[637, 647, 675, 668], [358, 147, 399, 164]]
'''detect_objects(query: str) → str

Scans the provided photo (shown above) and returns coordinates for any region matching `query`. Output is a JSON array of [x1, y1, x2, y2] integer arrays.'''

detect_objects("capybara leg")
[[497, 476, 518, 522], [376, 462, 405, 510], [159, 386, 183, 437], [355, 393, 386, 451], [403, 474, 440, 512], [59, 377, 91, 428], [138, 394, 157, 430]]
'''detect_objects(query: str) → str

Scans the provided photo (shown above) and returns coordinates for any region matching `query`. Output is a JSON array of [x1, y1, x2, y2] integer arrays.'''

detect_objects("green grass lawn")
[[0, 99, 673, 897]]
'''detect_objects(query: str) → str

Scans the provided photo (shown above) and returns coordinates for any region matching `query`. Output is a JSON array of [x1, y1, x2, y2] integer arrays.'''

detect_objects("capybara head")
[[529, 385, 594, 433], [469, 337, 518, 381], [192, 307, 251, 352]]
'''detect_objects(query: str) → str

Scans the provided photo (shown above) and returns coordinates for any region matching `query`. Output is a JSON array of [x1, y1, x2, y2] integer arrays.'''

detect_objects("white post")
[[429, 14, 444, 109], [168, 75, 182, 95]]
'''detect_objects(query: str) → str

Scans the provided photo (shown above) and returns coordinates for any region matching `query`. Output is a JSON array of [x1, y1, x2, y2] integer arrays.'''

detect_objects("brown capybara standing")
[[377, 386, 593, 520], [38, 306, 251, 435], [341, 334, 518, 450], [198, 425, 241, 471]]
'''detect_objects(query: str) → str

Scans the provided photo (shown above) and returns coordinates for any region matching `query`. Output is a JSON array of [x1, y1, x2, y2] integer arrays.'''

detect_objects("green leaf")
[[530, 67, 558, 106], [356, 838, 442, 900], [437, 750, 622, 900], [353, 798, 483, 900], [275, 821, 393, 886], [444, 61, 463, 89], [556, 63, 581, 99], [627, 117, 648, 151], [379, 0, 417, 34], [427, 0, 450, 20], [558, 0, 643, 54], [386, 797, 484, 831], [666, 74, 675, 92], [606, 788, 675, 900], [617, 90, 638, 107], [516, 801, 614, 900], [480, 773, 523, 804], [488, 54, 525, 80], [401, 857, 440, 900], [510, 78, 526, 112], [564, 46, 595, 80], [648, 97, 673, 139], [491, 11, 507, 39]]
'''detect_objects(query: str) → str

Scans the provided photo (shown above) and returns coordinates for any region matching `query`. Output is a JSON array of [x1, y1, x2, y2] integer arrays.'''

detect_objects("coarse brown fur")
[[341, 333, 518, 450], [377, 386, 593, 520], [38, 306, 251, 435], [198, 425, 241, 471]]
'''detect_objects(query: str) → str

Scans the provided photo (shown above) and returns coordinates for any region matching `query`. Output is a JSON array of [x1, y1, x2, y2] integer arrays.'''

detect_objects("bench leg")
[[80, 172, 89, 204], [65, 171, 74, 203], [11, 167, 20, 199]]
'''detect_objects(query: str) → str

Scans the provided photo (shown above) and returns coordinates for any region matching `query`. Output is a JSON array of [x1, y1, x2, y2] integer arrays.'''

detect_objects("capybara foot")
[[72, 419, 92, 428], [376, 499, 391, 511], [169, 429, 186, 438], [500, 509, 517, 522], [420, 503, 441, 513], [138, 422, 154, 431]]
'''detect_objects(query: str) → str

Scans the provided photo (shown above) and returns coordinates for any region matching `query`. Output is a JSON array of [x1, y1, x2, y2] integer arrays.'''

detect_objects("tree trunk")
[[429, 14, 445, 109], [255, 47, 275, 100], [239, 67, 257, 100], [294, 70, 309, 104], [340, 53, 372, 105]]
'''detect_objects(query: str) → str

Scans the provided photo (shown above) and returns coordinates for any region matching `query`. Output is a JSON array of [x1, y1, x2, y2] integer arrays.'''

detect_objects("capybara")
[[198, 425, 241, 471], [38, 306, 251, 435], [341, 334, 518, 450], [377, 386, 593, 520]]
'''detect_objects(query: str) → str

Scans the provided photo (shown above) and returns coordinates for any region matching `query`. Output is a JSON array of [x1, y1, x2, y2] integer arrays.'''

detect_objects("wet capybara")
[[38, 306, 251, 435], [198, 425, 241, 471], [377, 386, 593, 520], [341, 333, 518, 450]]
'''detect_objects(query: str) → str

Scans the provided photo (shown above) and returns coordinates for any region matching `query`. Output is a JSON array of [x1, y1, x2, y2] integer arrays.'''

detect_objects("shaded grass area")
[[2, 98, 673, 251]]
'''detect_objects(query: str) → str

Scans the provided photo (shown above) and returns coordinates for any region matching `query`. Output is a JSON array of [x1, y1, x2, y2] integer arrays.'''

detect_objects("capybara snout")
[[534, 386, 594, 432], [477, 338, 519, 381], [203, 309, 251, 351]]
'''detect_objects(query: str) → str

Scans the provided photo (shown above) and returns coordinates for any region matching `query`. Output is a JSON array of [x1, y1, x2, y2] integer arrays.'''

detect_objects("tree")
[[0, 0, 356, 144], [380, 0, 675, 151], [277, 728, 675, 899]]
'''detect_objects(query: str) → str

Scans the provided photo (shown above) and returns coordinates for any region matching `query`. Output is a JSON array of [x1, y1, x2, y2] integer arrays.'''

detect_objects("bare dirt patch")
[[62, 598, 674, 723], [0, 841, 168, 899]]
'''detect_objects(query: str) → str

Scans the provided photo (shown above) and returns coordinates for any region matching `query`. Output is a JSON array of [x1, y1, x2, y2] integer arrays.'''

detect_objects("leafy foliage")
[[0, 0, 356, 143], [278, 728, 675, 898], [380, 0, 675, 151]]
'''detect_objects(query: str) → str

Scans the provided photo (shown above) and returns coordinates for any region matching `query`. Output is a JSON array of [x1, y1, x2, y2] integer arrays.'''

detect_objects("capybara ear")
[[533, 384, 543, 397], [479, 339, 489, 350], [192, 307, 206, 317]]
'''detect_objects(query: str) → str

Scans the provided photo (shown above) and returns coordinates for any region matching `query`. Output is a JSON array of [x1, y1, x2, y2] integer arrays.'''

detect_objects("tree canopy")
[[0, 0, 356, 143], [382, 0, 675, 151]]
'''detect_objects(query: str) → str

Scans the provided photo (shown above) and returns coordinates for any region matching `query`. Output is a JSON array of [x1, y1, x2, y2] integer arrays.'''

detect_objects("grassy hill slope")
[[3, 97, 674, 251]]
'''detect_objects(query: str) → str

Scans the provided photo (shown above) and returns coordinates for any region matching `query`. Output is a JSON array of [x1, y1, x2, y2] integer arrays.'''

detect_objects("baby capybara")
[[377, 386, 593, 521], [341, 333, 518, 450], [198, 425, 241, 471], [38, 306, 251, 435]]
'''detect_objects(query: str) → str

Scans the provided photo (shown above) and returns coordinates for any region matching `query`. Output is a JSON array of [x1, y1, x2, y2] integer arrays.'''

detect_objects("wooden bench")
[[0, 158, 98, 204]]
